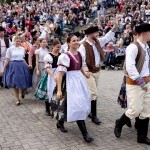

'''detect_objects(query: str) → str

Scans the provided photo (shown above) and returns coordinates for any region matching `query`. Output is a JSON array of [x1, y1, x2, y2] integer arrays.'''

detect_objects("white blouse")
[[57, 52, 85, 72], [6, 45, 25, 61], [44, 54, 53, 68], [35, 48, 49, 63]]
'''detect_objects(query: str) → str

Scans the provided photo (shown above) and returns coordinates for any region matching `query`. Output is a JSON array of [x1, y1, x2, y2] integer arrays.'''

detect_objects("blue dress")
[[3, 45, 32, 89]]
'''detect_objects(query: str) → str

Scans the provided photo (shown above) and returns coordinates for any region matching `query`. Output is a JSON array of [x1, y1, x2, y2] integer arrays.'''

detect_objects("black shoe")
[[91, 100, 101, 125], [76, 120, 94, 143], [134, 117, 139, 130], [137, 137, 150, 145], [114, 119, 122, 138], [114, 113, 130, 138], [45, 111, 51, 116], [0, 83, 3, 87], [92, 117, 102, 125], [126, 120, 132, 128], [45, 101, 51, 116], [55, 113, 59, 120], [88, 113, 92, 118], [56, 122, 67, 133], [21, 95, 25, 99], [83, 134, 94, 143], [137, 118, 150, 145]]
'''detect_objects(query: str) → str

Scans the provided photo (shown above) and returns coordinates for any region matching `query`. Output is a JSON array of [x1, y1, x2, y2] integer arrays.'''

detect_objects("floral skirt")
[[117, 76, 127, 109]]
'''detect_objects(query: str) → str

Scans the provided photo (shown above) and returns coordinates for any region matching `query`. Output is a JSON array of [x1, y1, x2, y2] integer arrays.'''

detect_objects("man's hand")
[[84, 71, 92, 78], [111, 19, 119, 31], [142, 86, 148, 92]]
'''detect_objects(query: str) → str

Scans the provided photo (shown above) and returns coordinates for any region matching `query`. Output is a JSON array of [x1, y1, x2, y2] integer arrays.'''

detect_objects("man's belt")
[[126, 76, 150, 85]]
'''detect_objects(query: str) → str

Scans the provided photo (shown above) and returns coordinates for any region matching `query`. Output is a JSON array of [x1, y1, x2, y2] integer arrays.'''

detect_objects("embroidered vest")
[[49, 53, 61, 68], [83, 39, 104, 73], [66, 52, 82, 71], [124, 41, 146, 75]]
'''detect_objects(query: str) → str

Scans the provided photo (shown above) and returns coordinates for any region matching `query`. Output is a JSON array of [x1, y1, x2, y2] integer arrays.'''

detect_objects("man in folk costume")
[[114, 23, 150, 145], [78, 23, 118, 125], [0, 26, 12, 87]]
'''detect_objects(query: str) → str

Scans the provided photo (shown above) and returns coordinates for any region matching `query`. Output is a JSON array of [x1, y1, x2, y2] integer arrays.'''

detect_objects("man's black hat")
[[135, 23, 150, 34], [84, 26, 99, 35]]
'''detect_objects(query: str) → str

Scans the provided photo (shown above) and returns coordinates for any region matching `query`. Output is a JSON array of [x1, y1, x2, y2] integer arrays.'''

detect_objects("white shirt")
[[0, 38, 7, 61], [80, 36, 87, 44], [6, 45, 25, 61], [145, 9, 150, 15], [78, 30, 115, 67], [0, 38, 12, 61], [39, 27, 48, 39], [125, 16, 132, 23], [126, 39, 150, 80], [35, 48, 49, 62]]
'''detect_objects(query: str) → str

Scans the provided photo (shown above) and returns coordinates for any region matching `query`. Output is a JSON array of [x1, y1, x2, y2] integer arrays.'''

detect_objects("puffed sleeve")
[[34, 48, 40, 55], [5, 47, 11, 59], [57, 53, 70, 72], [44, 54, 53, 68]]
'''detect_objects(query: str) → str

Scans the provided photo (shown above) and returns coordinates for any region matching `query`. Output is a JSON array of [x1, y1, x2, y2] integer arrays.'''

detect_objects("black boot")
[[76, 120, 94, 143], [134, 117, 139, 130], [137, 118, 150, 145], [114, 113, 130, 138], [126, 119, 132, 128], [45, 101, 51, 116], [56, 120, 67, 133], [88, 113, 92, 118], [91, 100, 101, 125], [0, 77, 3, 87]]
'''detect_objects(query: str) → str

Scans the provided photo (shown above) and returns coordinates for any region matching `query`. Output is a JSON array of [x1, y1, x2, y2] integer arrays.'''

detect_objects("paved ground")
[[0, 70, 150, 150]]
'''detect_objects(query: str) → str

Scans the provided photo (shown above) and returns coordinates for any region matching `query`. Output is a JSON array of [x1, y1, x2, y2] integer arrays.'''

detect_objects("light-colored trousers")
[[86, 71, 100, 101], [125, 83, 150, 120]]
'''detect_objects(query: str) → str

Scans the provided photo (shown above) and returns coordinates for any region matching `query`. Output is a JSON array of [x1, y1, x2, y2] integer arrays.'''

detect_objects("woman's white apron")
[[66, 70, 91, 122], [47, 68, 57, 103]]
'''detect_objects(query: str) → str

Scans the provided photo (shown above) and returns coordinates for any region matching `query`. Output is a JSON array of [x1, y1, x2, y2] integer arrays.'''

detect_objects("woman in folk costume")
[[0, 26, 12, 87], [21, 31, 33, 64], [32, 38, 49, 89], [56, 34, 94, 143], [1, 36, 32, 105], [43, 39, 61, 116], [28, 37, 40, 76], [114, 23, 150, 145]]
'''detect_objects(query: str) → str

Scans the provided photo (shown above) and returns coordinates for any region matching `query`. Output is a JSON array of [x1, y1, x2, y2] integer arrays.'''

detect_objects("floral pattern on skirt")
[[117, 76, 127, 109]]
